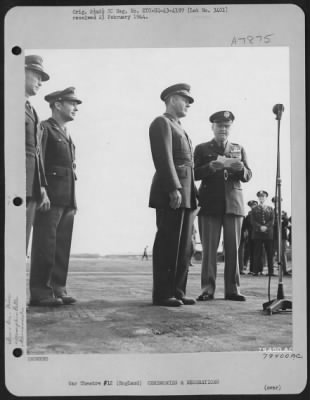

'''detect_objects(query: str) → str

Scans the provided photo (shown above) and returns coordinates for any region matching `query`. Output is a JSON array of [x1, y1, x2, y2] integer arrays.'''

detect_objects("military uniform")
[[272, 203, 290, 274], [194, 111, 252, 300], [242, 200, 258, 273], [149, 84, 198, 306], [251, 191, 275, 275], [25, 55, 49, 251], [30, 88, 81, 304], [238, 217, 248, 273]]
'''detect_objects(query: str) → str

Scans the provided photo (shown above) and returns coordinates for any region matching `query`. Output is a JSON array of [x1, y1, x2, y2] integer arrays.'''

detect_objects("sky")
[[27, 47, 290, 255]]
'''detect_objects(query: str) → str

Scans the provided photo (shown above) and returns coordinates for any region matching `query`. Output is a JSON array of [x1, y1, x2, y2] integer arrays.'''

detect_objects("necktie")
[[25, 100, 33, 114]]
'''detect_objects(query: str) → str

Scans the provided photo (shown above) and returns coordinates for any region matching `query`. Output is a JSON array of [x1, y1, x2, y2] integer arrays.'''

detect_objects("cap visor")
[[40, 72, 50, 82], [26, 65, 49, 81], [64, 98, 82, 104], [179, 94, 194, 104]]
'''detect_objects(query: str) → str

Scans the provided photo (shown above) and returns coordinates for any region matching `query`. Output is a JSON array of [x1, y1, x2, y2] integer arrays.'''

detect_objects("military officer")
[[271, 197, 290, 275], [243, 200, 258, 274], [251, 190, 275, 276], [149, 83, 198, 307], [25, 55, 50, 253], [194, 111, 252, 301], [238, 213, 249, 275], [29, 87, 82, 307]]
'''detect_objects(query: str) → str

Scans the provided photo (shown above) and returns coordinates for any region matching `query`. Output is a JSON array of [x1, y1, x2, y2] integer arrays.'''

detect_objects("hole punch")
[[12, 46, 22, 55], [13, 197, 23, 206], [13, 348, 23, 358]]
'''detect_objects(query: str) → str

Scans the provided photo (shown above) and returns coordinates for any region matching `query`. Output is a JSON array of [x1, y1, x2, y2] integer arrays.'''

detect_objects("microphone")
[[272, 104, 284, 120]]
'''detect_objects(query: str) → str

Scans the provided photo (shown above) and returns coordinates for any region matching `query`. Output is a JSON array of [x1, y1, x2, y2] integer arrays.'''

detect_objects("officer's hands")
[[38, 188, 50, 212], [230, 160, 244, 171], [169, 190, 182, 209], [260, 226, 267, 232], [209, 160, 224, 171]]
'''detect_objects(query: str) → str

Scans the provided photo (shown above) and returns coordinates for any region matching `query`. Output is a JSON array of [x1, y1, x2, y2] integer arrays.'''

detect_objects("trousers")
[[253, 239, 274, 274], [26, 198, 37, 254], [30, 206, 75, 300], [244, 238, 255, 272], [152, 208, 195, 302], [199, 214, 243, 296]]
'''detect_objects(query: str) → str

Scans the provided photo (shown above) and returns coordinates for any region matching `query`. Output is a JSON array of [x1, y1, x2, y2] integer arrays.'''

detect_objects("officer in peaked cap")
[[271, 196, 290, 275], [241, 200, 258, 275], [25, 54, 50, 261], [160, 83, 194, 104], [251, 189, 275, 276], [149, 83, 198, 307], [209, 110, 235, 123], [257, 190, 268, 197], [271, 196, 282, 203], [29, 87, 82, 307], [25, 54, 50, 81], [248, 200, 258, 207], [194, 110, 252, 301], [44, 87, 82, 105]]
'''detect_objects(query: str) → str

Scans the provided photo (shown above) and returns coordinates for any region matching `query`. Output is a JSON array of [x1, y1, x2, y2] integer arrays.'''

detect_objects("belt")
[[174, 161, 193, 167], [223, 169, 238, 181]]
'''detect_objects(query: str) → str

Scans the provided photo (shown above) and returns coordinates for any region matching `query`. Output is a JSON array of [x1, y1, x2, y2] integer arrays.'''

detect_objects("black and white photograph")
[[4, 3, 307, 397]]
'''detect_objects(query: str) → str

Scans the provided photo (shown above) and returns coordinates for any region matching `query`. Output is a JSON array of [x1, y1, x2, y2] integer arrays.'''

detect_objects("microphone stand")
[[263, 105, 292, 315]]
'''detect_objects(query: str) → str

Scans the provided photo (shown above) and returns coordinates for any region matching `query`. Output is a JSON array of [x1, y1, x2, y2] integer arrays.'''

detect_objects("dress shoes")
[[225, 293, 246, 301], [178, 297, 196, 305], [196, 294, 214, 301], [29, 297, 63, 307], [153, 297, 183, 307], [56, 295, 77, 305]]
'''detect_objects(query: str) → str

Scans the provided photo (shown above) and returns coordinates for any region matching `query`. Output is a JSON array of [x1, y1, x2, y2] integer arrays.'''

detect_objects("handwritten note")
[[5, 294, 25, 347]]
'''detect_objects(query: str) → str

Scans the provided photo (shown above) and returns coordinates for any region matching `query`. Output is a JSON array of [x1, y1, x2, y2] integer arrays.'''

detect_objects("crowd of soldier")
[[238, 193, 292, 277]]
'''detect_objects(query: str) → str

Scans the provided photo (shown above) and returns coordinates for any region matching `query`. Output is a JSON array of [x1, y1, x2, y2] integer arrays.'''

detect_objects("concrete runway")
[[26, 257, 292, 354]]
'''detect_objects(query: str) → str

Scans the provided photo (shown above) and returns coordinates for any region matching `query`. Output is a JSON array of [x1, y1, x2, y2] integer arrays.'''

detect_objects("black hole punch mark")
[[13, 348, 23, 358], [12, 46, 22, 55], [13, 197, 23, 206]]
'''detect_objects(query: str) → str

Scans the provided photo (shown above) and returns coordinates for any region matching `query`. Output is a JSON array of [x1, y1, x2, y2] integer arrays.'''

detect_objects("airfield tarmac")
[[26, 256, 292, 354]]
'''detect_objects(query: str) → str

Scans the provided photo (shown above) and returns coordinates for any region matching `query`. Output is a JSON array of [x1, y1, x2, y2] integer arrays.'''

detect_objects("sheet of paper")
[[216, 156, 239, 168]]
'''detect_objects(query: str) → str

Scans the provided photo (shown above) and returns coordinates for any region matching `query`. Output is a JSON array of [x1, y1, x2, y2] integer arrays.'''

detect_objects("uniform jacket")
[[194, 139, 252, 216], [244, 211, 254, 236], [273, 211, 289, 241], [251, 204, 274, 240], [25, 103, 47, 199], [41, 118, 77, 209], [149, 113, 198, 209], [240, 211, 254, 242]]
